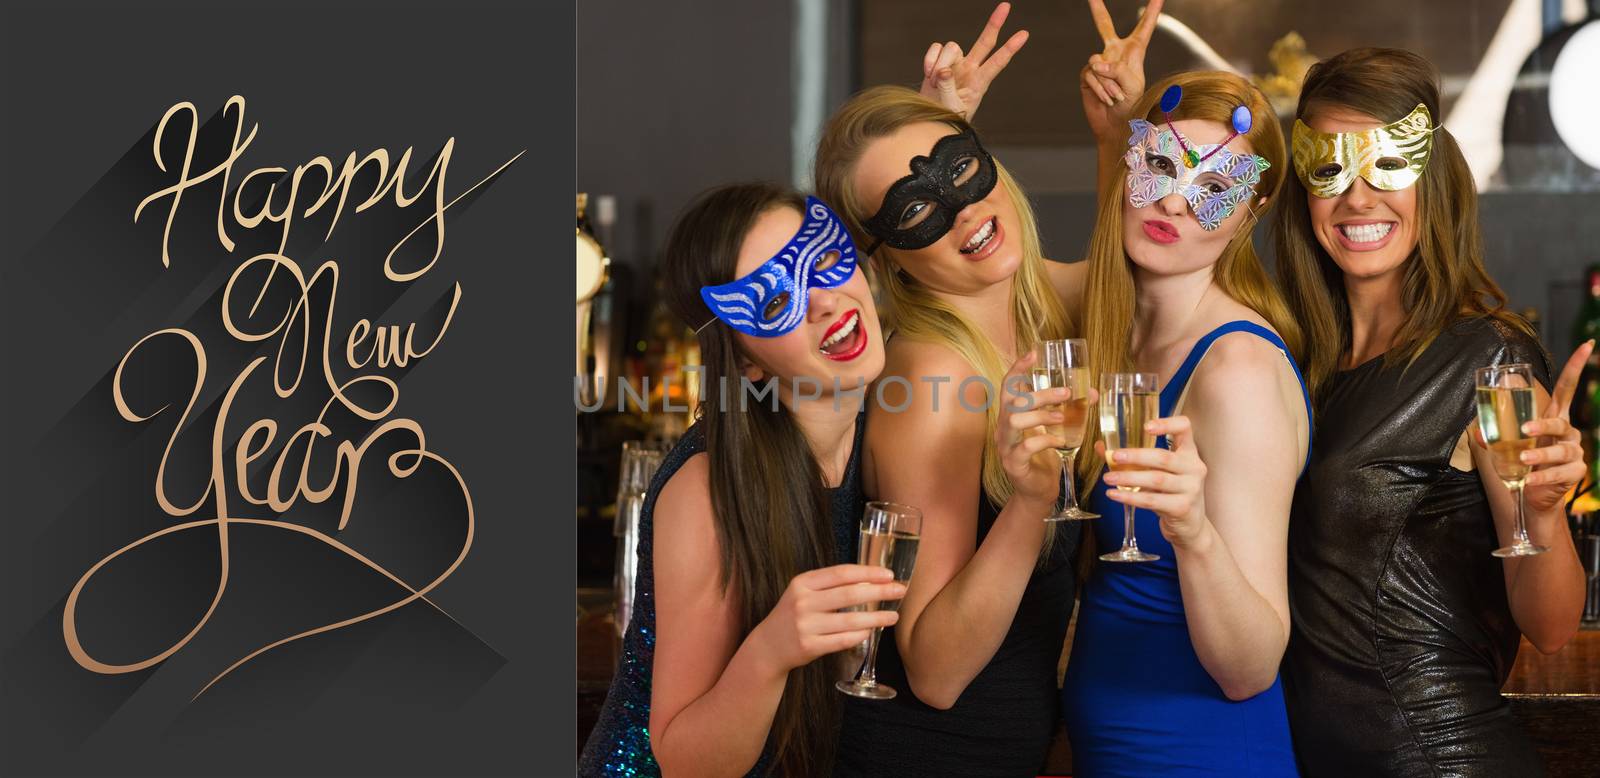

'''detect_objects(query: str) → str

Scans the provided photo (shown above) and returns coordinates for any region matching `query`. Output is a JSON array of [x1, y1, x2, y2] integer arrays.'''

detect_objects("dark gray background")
[[0, 1, 574, 775]]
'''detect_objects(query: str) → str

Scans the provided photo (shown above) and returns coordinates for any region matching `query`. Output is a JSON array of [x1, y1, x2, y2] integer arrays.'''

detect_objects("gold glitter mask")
[[1291, 103, 1435, 198]]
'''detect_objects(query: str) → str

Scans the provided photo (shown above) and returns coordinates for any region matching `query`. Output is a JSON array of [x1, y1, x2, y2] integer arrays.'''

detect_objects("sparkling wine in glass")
[[1099, 372, 1161, 563], [837, 501, 923, 700], [1032, 339, 1098, 521], [1474, 363, 1547, 557]]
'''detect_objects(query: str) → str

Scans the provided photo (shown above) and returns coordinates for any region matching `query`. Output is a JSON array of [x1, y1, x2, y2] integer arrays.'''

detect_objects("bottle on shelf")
[[1571, 265, 1600, 505], [577, 193, 609, 409]]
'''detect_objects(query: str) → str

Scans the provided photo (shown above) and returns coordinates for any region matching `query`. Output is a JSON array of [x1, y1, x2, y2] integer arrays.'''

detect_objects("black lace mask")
[[860, 128, 999, 253]]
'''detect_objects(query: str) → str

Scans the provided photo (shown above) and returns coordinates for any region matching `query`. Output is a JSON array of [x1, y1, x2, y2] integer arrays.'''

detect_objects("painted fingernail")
[[1520, 451, 1535, 463], [1521, 423, 1534, 435]]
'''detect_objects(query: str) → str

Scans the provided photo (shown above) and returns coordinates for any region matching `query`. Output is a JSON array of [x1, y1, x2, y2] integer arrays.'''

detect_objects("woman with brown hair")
[[1272, 48, 1590, 776], [1057, 69, 1309, 776], [575, 183, 899, 778], [576, 183, 1068, 777]]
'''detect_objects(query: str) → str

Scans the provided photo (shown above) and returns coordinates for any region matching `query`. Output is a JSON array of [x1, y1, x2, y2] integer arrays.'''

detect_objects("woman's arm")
[[1471, 342, 1591, 654], [647, 455, 905, 777], [1040, 1, 1167, 318], [1082, 0, 1162, 191], [916, 2, 1028, 122], [1104, 335, 1301, 699], [870, 346, 1064, 709]]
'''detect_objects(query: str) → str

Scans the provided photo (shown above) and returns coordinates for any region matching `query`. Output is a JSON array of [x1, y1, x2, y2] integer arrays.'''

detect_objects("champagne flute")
[[1474, 363, 1548, 557], [1031, 339, 1099, 521], [837, 501, 923, 700], [1099, 372, 1161, 563]]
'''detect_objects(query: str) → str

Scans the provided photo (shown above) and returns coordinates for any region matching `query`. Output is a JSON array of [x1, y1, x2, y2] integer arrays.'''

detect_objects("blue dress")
[[1061, 321, 1309, 777]]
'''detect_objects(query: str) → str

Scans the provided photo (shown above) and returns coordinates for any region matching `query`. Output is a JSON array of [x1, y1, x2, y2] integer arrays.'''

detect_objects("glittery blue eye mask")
[[1124, 85, 1270, 231], [698, 196, 859, 337]]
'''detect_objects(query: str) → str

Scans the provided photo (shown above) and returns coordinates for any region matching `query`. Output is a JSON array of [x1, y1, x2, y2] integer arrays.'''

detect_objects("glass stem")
[[1059, 451, 1077, 512], [856, 627, 882, 686], [1123, 499, 1138, 553], [1513, 485, 1531, 548]]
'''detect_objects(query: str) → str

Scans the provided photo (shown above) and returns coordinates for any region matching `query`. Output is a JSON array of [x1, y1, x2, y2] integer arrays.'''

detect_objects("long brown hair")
[[1270, 47, 1531, 398], [812, 85, 1071, 512], [659, 182, 840, 776], [1079, 70, 1300, 491]]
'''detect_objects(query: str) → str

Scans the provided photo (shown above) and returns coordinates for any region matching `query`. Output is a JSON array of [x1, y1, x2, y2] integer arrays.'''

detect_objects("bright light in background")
[[1549, 21, 1600, 170]]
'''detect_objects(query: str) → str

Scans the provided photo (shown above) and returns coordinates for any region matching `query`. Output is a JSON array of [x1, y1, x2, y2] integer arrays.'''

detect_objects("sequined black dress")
[[578, 417, 865, 777], [1283, 317, 1551, 777]]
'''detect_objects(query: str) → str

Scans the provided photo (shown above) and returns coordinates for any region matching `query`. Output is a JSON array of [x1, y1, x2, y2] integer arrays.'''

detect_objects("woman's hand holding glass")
[[1100, 415, 1211, 549], [1514, 341, 1593, 515], [998, 350, 1070, 508], [753, 565, 906, 674]]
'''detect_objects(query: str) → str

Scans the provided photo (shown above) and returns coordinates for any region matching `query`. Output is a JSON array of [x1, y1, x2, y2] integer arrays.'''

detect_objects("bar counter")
[[577, 588, 1600, 775]]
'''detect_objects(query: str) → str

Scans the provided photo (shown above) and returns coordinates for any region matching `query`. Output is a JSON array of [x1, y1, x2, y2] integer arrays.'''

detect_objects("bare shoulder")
[[1042, 257, 1088, 312], [873, 338, 989, 447], [652, 452, 718, 559], [1198, 329, 1291, 370], [1186, 330, 1300, 414], [883, 335, 975, 377]]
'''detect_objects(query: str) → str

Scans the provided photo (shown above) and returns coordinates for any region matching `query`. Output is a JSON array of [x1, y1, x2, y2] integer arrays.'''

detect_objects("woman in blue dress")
[[1059, 68, 1309, 776]]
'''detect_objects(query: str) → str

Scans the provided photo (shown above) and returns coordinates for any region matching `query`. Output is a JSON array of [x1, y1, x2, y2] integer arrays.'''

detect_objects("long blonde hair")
[[813, 85, 1072, 510], [1270, 48, 1531, 399], [1079, 71, 1301, 489]]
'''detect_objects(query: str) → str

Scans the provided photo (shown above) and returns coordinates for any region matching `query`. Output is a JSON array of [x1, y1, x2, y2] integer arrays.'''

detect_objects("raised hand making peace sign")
[[1080, 0, 1164, 143], [918, 2, 1030, 121]]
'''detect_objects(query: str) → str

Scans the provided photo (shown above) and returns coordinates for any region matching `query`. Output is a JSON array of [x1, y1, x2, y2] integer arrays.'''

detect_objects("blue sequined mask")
[[699, 196, 859, 337]]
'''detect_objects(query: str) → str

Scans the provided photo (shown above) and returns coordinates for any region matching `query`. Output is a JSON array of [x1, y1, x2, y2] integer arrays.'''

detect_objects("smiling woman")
[[812, 84, 1083, 777], [1272, 48, 1591, 778], [577, 183, 898, 778]]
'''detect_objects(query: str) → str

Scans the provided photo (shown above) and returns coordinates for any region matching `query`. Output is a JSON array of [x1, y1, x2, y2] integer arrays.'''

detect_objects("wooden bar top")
[[1504, 629, 1600, 695]]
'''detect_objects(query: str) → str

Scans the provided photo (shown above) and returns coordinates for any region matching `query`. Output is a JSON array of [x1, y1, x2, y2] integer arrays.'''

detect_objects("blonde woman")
[[814, 82, 1079, 778], [807, 4, 1163, 775], [1059, 70, 1309, 776]]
